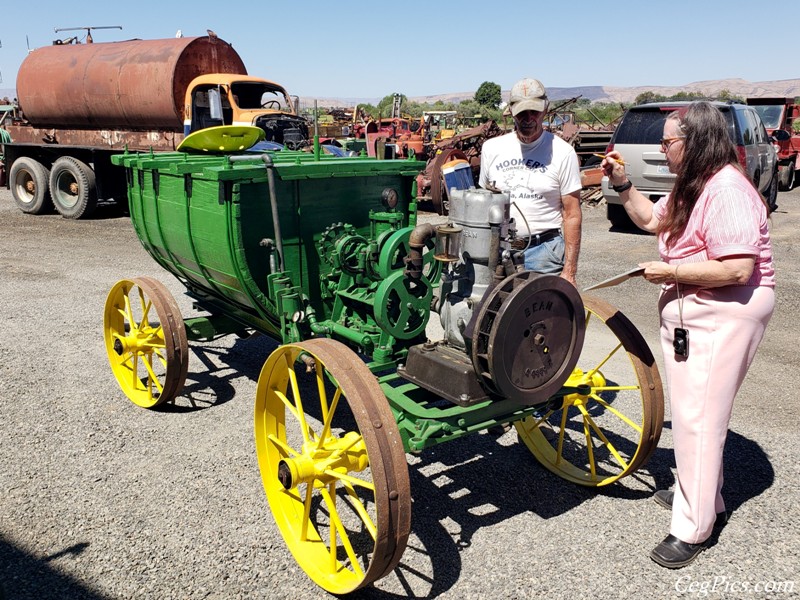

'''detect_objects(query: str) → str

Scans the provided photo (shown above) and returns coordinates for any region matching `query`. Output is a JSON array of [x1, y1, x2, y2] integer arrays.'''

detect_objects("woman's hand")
[[600, 151, 628, 186], [639, 261, 675, 285]]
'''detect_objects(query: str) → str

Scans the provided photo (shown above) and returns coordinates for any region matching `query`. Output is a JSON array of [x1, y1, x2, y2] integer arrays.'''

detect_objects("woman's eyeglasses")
[[660, 136, 685, 151]]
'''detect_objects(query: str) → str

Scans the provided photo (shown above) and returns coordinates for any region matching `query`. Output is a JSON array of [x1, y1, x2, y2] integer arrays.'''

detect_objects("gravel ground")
[[0, 185, 798, 600]]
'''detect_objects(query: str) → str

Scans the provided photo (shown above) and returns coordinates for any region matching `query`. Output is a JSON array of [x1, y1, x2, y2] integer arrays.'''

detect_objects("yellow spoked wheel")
[[255, 338, 411, 594], [103, 277, 188, 408], [515, 295, 664, 486]]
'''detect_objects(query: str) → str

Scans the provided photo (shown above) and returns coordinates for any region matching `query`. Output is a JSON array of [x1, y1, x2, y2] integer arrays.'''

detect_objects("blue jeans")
[[523, 234, 565, 274]]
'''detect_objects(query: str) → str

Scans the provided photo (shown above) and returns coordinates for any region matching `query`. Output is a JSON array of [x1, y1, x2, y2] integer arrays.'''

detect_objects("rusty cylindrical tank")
[[16, 36, 247, 130]]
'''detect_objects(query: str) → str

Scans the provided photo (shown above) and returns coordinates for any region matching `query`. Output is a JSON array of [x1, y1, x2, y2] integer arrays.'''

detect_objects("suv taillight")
[[735, 145, 747, 169], [605, 142, 614, 154]]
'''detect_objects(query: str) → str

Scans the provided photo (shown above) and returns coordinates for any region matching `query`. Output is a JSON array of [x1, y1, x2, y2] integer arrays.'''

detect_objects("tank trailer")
[[2, 34, 308, 218]]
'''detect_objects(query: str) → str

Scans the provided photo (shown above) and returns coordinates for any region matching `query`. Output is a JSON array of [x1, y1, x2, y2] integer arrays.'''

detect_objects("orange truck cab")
[[186, 74, 309, 149]]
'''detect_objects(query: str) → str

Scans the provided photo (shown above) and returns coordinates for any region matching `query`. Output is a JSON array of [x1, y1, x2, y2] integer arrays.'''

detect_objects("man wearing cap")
[[479, 78, 582, 285]]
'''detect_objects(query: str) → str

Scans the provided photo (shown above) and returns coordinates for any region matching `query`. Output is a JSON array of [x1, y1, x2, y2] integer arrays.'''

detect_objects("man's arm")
[[560, 190, 582, 286]]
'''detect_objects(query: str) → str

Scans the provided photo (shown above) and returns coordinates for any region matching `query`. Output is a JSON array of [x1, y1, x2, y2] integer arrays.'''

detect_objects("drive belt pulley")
[[471, 272, 585, 404]]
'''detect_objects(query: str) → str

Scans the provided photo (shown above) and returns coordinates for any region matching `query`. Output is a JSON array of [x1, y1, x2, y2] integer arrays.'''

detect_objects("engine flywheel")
[[471, 271, 585, 404]]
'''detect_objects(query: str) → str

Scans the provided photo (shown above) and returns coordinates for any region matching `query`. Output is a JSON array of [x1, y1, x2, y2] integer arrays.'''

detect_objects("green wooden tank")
[[105, 143, 663, 595], [112, 149, 425, 342]]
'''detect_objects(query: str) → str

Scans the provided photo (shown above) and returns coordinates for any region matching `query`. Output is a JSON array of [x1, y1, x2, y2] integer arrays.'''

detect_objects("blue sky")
[[0, 0, 792, 100]]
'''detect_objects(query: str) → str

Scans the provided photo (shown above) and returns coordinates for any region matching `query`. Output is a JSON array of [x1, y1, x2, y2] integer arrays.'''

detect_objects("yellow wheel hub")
[[276, 432, 369, 490]]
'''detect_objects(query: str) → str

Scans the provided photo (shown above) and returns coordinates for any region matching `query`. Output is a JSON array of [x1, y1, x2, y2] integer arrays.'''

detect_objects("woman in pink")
[[601, 101, 775, 568]]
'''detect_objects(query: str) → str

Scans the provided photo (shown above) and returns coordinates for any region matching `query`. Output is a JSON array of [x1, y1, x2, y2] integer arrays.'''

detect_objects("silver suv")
[[602, 101, 779, 227]]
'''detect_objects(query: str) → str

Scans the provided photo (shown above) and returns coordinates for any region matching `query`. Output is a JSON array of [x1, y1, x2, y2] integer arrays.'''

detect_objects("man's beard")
[[516, 126, 539, 143]]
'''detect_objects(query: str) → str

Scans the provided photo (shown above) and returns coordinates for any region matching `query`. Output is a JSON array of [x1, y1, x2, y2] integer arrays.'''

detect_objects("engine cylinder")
[[439, 188, 510, 350], [447, 188, 509, 262]]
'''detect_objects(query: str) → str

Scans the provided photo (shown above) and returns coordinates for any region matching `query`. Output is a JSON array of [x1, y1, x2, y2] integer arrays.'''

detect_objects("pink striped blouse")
[[653, 164, 775, 287]]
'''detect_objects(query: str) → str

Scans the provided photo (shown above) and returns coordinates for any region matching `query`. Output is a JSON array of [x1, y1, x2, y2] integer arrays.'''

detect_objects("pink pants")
[[658, 285, 774, 544]]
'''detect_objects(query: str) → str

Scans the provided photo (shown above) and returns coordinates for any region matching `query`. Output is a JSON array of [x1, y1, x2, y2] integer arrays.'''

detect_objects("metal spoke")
[[267, 434, 298, 457], [342, 482, 377, 540], [142, 354, 164, 394], [529, 409, 555, 430], [274, 389, 303, 424], [555, 407, 569, 466], [583, 413, 596, 478], [323, 469, 376, 492], [321, 485, 363, 578], [284, 353, 314, 443], [589, 393, 643, 433], [153, 348, 168, 368], [131, 353, 140, 389], [578, 404, 630, 470], [301, 485, 313, 541], [316, 362, 329, 424], [584, 341, 623, 380], [316, 387, 342, 452], [138, 287, 152, 325], [123, 293, 137, 329]]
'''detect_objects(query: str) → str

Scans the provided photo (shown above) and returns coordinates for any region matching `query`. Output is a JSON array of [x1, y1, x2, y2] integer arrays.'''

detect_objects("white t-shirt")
[[479, 131, 581, 236]]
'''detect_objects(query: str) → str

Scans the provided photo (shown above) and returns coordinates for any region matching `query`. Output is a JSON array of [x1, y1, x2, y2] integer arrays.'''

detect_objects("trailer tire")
[[9, 157, 53, 214], [49, 157, 97, 219]]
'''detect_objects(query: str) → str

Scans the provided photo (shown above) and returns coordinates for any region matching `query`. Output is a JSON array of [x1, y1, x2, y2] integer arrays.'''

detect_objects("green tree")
[[475, 81, 501, 109], [669, 91, 704, 101], [716, 89, 745, 104], [635, 91, 665, 105], [376, 93, 408, 117], [456, 99, 484, 118]]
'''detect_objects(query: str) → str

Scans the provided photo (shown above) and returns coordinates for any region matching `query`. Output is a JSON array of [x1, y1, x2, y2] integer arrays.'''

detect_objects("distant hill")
[[302, 78, 800, 108]]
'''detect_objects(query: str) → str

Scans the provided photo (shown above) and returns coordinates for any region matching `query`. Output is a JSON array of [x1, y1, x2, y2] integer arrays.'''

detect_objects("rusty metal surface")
[[6, 123, 183, 151], [17, 36, 246, 130], [580, 166, 604, 188], [416, 121, 504, 213], [398, 342, 491, 406], [428, 148, 468, 214]]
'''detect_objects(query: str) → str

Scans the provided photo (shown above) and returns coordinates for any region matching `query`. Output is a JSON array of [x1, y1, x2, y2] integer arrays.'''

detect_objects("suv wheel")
[[766, 171, 779, 213], [607, 204, 634, 229], [781, 165, 796, 191]]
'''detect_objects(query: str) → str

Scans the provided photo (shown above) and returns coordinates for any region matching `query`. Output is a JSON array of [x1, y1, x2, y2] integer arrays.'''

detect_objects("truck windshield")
[[231, 82, 291, 111], [751, 105, 783, 129]]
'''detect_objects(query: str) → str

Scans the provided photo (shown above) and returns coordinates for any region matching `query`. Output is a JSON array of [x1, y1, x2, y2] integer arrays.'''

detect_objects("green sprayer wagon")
[[105, 138, 663, 594]]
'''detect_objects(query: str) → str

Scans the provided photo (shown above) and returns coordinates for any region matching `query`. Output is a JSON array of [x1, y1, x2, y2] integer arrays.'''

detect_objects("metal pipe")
[[313, 100, 321, 161], [488, 224, 501, 274], [407, 222, 436, 279], [229, 153, 283, 270], [487, 204, 504, 275]]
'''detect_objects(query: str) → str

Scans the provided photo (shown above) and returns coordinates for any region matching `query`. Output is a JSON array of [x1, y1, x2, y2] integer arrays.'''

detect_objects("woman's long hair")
[[658, 102, 743, 247]]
